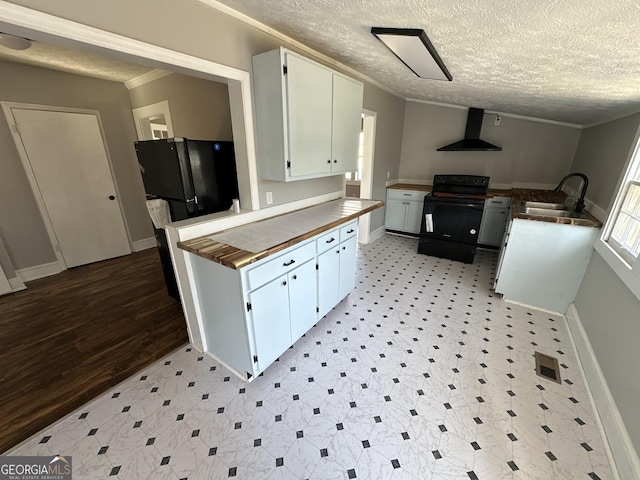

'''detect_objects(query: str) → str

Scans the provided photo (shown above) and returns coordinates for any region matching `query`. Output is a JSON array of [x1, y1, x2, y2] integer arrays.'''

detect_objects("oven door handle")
[[426, 200, 485, 209]]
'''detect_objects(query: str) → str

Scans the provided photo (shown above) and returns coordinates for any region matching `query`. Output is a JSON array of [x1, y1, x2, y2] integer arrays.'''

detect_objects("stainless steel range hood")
[[437, 107, 502, 152]]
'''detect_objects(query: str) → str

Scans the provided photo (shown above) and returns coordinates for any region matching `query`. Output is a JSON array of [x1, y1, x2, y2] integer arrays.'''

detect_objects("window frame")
[[595, 125, 640, 301]]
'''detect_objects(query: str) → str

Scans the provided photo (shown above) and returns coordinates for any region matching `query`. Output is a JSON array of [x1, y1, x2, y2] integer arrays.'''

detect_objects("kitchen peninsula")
[[175, 198, 383, 380]]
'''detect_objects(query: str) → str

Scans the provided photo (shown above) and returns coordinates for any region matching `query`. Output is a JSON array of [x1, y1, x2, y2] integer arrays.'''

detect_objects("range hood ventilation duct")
[[437, 107, 502, 152]]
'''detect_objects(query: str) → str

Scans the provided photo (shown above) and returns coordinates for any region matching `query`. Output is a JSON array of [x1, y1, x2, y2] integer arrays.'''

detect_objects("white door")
[[331, 74, 363, 173], [289, 260, 318, 342], [338, 236, 358, 300], [317, 247, 340, 318], [11, 108, 131, 268]]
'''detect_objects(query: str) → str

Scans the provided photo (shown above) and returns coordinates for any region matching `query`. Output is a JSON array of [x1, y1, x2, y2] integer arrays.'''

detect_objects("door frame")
[[132, 100, 175, 140], [358, 109, 377, 244], [0, 1, 259, 212], [1, 102, 132, 270]]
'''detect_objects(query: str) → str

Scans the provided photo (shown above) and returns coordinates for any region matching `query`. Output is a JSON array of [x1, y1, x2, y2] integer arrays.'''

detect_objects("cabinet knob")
[[327, 159, 331, 164], [336, 250, 340, 254], [108, 195, 116, 200], [342, 246, 346, 250], [333, 159, 337, 163], [282, 281, 287, 286], [293, 275, 297, 280]]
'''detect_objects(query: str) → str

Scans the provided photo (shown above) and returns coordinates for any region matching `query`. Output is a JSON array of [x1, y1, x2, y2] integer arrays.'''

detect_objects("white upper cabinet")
[[252, 47, 364, 182]]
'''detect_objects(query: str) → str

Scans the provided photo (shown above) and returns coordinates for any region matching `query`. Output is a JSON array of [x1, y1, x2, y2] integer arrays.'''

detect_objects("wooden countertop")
[[387, 183, 511, 198], [510, 189, 602, 228], [178, 198, 384, 269], [387, 184, 602, 228]]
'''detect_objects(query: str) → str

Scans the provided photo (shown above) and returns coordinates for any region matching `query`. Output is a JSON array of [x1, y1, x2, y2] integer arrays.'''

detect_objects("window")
[[605, 139, 640, 265], [608, 181, 640, 263]]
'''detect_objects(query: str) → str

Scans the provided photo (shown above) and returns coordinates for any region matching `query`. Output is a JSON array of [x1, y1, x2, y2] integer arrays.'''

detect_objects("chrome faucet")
[[554, 173, 589, 213]]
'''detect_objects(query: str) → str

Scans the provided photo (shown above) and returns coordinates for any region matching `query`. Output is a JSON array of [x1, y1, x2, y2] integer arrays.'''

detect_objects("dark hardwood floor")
[[0, 248, 188, 453]]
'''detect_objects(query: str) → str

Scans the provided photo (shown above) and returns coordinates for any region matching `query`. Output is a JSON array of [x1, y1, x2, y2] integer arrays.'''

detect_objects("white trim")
[[406, 98, 582, 129], [124, 69, 172, 90], [16, 261, 65, 282], [131, 237, 157, 252], [131, 100, 174, 140], [582, 110, 640, 130], [0, 0, 260, 213], [357, 109, 377, 244], [566, 303, 639, 480], [502, 298, 564, 315], [368, 226, 386, 244], [8, 277, 26, 293], [195, 0, 397, 98]]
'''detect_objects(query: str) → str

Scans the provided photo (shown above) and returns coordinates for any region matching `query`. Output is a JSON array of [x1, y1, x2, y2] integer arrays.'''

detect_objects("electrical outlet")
[[494, 115, 501, 126], [266, 191, 273, 205]]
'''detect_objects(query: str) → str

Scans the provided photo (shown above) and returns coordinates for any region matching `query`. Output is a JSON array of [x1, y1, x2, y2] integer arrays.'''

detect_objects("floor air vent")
[[535, 351, 561, 384]]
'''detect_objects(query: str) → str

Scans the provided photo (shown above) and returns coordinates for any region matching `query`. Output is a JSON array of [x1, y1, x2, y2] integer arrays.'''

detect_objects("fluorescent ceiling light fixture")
[[371, 27, 451, 81], [0, 32, 32, 50]]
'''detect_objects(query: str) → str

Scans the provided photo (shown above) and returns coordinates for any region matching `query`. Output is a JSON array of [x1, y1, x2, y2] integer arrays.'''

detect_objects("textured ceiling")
[[212, 0, 640, 126], [0, 40, 153, 83]]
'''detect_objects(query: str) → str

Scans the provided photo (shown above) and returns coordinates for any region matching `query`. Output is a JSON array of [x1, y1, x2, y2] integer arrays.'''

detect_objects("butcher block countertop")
[[178, 198, 384, 269], [387, 183, 511, 197]]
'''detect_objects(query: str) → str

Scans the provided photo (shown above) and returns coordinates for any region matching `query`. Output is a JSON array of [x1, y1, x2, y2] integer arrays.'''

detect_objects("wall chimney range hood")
[[437, 108, 502, 152]]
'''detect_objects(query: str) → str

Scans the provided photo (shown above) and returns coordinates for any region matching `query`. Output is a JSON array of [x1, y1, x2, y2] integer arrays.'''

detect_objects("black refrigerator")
[[135, 138, 239, 298]]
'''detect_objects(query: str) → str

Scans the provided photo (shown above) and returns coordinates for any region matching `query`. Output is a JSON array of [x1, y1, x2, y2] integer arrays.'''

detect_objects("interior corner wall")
[[571, 113, 640, 453], [398, 101, 581, 187], [128, 73, 234, 141], [0, 59, 151, 271], [6, 0, 404, 217]]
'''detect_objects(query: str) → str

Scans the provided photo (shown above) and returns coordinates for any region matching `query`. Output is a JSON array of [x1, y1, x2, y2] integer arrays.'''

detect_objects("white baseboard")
[[8, 276, 26, 292], [16, 261, 65, 282], [566, 303, 640, 480], [368, 226, 386, 244], [132, 236, 157, 252]]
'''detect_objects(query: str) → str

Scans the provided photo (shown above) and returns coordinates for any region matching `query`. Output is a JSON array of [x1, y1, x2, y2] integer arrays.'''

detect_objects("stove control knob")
[[470, 229, 477, 235]]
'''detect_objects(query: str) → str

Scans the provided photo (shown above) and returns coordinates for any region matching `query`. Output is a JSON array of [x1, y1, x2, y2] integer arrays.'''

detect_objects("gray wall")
[[399, 102, 581, 187], [571, 113, 640, 451], [9, 0, 403, 215], [0, 59, 150, 271], [128, 73, 234, 141]]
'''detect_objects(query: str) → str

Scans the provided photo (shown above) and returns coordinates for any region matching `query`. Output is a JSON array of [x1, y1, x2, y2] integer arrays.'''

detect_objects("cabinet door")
[[405, 201, 424, 234], [478, 209, 508, 246], [338, 236, 358, 300], [249, 275, 292, 370], [331, 74, 363, 174], [385, 199, 407, 231], [285, 53, 333, 177], [289, 260, 318, 342], [317, 247, 340, 318]]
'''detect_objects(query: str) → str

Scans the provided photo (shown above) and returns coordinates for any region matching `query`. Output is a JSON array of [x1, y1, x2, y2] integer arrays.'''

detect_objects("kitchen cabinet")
[[317, 221, 358, 318], [385, 189, 426, 235], [187, 219, 360, 379], [493, 218, 598, 313], [478, 196, 511, 247], [252, 47, 364, 182], [250, 258, 317, 368]]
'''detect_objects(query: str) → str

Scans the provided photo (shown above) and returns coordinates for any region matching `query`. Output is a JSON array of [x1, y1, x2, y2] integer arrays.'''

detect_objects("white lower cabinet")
[[250, 258, 317, 370], [478, 197, 511, 247], [189, 220, 359, 379], [385, 189, 426, 235]]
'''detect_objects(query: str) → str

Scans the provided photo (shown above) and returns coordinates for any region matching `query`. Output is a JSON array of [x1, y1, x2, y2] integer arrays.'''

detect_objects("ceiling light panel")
[[371, 27, 451, 81]]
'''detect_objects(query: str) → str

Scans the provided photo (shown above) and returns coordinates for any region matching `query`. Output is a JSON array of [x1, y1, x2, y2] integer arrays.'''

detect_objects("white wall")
[[398, 101, 581, 188]]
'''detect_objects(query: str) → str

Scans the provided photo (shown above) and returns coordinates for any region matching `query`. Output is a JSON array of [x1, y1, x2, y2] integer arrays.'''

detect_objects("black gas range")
[[418, 174, 490, 263]]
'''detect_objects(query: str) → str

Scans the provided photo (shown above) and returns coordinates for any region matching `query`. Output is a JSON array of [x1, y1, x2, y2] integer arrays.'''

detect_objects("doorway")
[[2, 103, 131, 269]]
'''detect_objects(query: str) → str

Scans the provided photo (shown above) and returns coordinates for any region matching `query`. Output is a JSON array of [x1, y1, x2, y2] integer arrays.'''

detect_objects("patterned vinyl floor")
[[9, 234, 615, 479]]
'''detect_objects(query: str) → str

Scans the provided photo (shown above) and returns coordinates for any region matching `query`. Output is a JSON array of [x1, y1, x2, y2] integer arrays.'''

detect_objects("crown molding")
[[124, 69, 172, 90]]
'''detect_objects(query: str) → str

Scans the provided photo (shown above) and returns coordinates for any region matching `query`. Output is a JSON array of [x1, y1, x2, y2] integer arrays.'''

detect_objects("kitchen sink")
[[519, 201, 587, 219], [523, 201, 567, 210]]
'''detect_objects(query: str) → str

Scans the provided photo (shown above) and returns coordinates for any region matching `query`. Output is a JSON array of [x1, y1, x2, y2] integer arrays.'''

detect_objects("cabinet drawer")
[[386, 189, 427, 201], [247, 241, 316, 290], [316, 228, 340, 254], [340, 221, 358, 242], [485, 196, 511, 207]]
